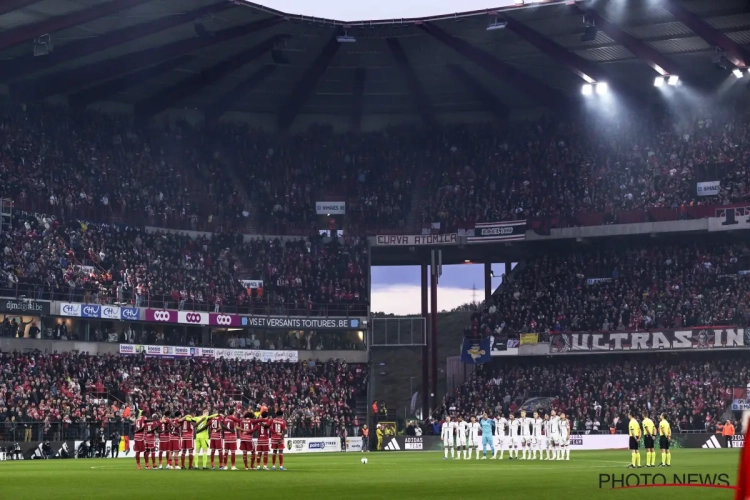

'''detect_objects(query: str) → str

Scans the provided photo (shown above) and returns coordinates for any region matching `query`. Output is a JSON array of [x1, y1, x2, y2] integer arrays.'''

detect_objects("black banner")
[[0, 441, 73, 459], [671, 434, 744, 449], [549, 327, 748, 353], [0, 299, 51, 315], [467, 220, 526, 243], [240, 316, 361, 330], [382, 436, 442, 452]]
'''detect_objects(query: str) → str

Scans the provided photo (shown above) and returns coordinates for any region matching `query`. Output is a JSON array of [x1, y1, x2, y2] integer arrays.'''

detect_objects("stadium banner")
[[382, 436, 441, 452], [733, 399, 750, 411], [59, 302, 82, 317], [672, 434, 745, 449], [178, 311, 209, 325], [120, 307, 141, 321], [240, 316, 362, 330], [467, 220, 527, 243], [519, 333, 538, 346], [315, 201, 346, 215], [697, 180, 721, 196], [0, 298, 50, 315], [145, 309, 177, 323], [241, 279, 263, 289], [0, 441, 74, 460], [345, 437, 363, 452], [374, 234, 458, 246], [285, 437, 341, 453], [586, 278, 612, 285], [213, 348, 299, 363], [100, 305, 120, 320], [708, 206, 750, 232], [81, 304, 101, 318], [119, 344, 213, 358], [549, 327, 748, 353], [382, 435, 627, 452]]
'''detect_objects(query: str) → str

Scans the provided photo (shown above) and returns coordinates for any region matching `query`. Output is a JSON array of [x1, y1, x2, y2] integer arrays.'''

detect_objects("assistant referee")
[[628, 412, 641, 468], [658, 414, 671, 467], [641, 412, 656, 468]]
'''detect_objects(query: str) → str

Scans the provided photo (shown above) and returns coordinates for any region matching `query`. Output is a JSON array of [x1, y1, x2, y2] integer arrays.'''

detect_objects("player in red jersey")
[[270, 409, 288, 470], [255, 411, 272, 470], [208, 412, 225, 470], [222, 411, 241, 470], [144, 414, 160, 469], [180, 412, 198, 470], [239, 411, 258, 470], [170, 411, 183, 469], [158, 412, 172, 469], [133, 413, 148, 469]]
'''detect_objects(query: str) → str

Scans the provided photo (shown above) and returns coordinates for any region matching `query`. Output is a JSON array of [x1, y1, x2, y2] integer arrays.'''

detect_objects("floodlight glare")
[[581, 83, 593, 96], [595, 82, 608, 95], [654, 76, 665, 87], [733, 68, 744, 78], [667, 75, 679, 86]]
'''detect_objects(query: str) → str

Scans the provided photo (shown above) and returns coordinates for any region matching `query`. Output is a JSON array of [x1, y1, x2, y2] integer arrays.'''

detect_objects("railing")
[[0, 285, 368, 318], [0, 420, 360, 442]]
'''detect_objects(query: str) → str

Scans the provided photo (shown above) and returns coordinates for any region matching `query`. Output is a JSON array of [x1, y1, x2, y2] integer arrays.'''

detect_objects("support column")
[[421, 263, 429, 418], [430, 262, 438, 413], [484, 262, 492, 303]]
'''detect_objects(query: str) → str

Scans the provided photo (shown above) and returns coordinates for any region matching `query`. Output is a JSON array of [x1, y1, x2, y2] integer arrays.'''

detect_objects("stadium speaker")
[[580, 25, 597, 42], [271, 49, 290, 65]]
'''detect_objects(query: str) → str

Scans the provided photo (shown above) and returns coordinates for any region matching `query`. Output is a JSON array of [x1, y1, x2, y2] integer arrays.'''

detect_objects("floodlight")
[[595, 82, 608, 95], [654, 76, 665, 87], [733, 68, 744, 78], [667, 75, 679, 86], [581, 83, 593, 96]]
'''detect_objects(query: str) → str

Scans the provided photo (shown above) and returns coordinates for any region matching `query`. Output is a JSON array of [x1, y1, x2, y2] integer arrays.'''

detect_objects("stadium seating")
[[1, 211, 368, 316], [0, 351, 367, 441], [466, 239, 750, 337], [440, 351, 747, 434]]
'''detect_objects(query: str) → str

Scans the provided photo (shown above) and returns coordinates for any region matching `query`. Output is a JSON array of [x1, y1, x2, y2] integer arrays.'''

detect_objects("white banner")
[[345, 437, 363, 452], [177, 311, 209, 325], [119, 344, 211, 357], [315, 202, 345, 215], [569, 434, 629, 450], [101, 305, 120, 320], [60, 302, 81, 317], [79, 265, 95, 275], [213, 348, 299, 363], [241, 280, 264, 289], [586, 278, 612, 285], [374, 234, 457, 246], [286, 437, 341, 454], [697, 180, 720, 196]]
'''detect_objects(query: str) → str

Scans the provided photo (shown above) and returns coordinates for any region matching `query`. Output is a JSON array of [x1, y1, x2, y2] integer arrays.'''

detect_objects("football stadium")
[[0, 0, 749, 498]]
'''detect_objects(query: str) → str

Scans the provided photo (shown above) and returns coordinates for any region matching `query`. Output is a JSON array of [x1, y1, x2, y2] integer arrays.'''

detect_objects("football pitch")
[[0, 450, 740, 500]]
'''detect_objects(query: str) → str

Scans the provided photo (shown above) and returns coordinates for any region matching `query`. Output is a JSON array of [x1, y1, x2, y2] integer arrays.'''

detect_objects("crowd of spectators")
[[0, 103, 243, 232], [1, 210, 368, 316], [467, 238, 750, 337], [422, 102, 750, 231], [0, 350, 367, 441], [439, 351, 746, 434]]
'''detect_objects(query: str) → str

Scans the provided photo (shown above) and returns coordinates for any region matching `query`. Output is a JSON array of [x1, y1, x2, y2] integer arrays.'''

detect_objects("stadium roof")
[[0, 0, 749, 128]]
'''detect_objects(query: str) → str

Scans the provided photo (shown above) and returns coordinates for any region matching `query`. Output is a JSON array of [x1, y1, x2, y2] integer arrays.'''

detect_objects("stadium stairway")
[[211, 142, 256, 234], [355, 398, 369, 424]]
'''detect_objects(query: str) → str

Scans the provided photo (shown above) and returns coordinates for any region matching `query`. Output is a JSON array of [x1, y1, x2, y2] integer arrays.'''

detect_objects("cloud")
[[371, 284, 476, 315]]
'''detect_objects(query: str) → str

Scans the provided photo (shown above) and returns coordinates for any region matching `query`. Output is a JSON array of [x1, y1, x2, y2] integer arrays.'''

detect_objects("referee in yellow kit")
[[628, 411, 641, 468], [641, 412, 656, 467], [658, 414, 672, 467]]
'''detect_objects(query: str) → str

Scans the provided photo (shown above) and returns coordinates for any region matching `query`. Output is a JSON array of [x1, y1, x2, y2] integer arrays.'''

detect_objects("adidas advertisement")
[[0, 441, 74, 460], [382, 436, 444, 452], [671, 433, 744, 449]]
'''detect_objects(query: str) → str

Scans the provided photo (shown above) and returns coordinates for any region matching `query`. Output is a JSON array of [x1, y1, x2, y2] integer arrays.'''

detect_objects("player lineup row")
[[132, 408, 288, 471], [440, 410, 572, 461]]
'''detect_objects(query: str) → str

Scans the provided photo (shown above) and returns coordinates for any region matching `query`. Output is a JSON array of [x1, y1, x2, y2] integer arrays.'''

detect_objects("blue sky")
[[371, 263, 514, 315]]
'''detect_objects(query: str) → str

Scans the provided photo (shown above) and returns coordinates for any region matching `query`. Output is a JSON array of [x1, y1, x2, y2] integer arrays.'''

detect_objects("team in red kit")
[[131, 409, 287, 471]]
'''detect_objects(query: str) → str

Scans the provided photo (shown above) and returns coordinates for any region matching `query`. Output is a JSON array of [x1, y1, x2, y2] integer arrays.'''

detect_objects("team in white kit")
[[441, 409, 571, 461]]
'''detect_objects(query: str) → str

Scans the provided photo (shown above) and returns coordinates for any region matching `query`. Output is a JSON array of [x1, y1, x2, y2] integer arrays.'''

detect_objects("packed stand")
[[439, 351, 746, 434], [214, 124, 419, 234], [1, 211, 368, 316], [422, 103, 750, 232], [467, 239, 750, 337], [0, 350, 367, 441], [0, 102, 242, 231]]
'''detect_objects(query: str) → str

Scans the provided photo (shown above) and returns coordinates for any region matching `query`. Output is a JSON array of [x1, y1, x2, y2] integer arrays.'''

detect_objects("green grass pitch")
[[0, 449, 740, 500]]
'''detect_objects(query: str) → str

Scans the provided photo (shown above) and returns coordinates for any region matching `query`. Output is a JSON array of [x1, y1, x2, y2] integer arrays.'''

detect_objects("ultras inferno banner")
[[549, 327, 748, 353]]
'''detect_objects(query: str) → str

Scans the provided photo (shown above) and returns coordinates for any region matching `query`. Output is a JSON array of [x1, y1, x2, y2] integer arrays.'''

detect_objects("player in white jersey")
[[531, 411, 544, 460], [441, 416, 457, 460], [508, 414, 521, 459], [542, 413, 552, 460], [559, 412, 571, 460], [492, 415, 508, 460], [519, 411, 533, 460], [467, 416, 481, 460], [455, 417, 468, 459], [549, 410, 561, 460]]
